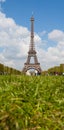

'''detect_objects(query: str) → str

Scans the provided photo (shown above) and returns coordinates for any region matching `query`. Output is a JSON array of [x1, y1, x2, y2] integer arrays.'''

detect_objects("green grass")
[[0, 75, 64, 130]]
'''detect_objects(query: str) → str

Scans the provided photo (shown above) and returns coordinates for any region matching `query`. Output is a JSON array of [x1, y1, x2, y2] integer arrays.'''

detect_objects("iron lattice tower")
[[22, 16, 42, 73]]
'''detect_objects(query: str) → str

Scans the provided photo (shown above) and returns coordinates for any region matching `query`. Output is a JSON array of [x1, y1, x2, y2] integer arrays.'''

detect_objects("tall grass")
[[0, 75, 64, 130]]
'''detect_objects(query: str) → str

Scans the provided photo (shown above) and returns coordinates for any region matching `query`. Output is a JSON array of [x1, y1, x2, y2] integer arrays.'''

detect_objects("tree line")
[[0, 63, 21, 75], [0, 63, 64, 75], [43, 64, 64, 75]]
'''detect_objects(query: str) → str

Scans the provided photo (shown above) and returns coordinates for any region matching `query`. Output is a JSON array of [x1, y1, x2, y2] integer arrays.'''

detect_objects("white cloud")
[[0, 12, 64, 71], [0, 0, 6, 2], [48, 29, 64, 42], [39, 31, 47, 37], [39, 30, 64, 70], [36, 29, 64, 70]]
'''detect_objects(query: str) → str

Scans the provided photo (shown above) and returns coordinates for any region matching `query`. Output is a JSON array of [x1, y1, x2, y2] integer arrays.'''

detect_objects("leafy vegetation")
[[0, 75, 64, 130], [0, 63, 21, 75]]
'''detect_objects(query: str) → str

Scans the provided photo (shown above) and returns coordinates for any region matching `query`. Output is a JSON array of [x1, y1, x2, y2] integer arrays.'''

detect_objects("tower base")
[[22, 63, 42, 74]]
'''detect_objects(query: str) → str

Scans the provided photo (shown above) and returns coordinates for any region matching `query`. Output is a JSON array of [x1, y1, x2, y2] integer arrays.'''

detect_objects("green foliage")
[[0, 75, 64, 130], [0, 63, 4, 74], [47, 64, 64, 75], [0, 63, 21, 75]]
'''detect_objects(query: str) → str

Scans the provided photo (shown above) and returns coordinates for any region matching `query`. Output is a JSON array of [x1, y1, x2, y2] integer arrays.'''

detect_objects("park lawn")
[[0, 75, 64, 130]]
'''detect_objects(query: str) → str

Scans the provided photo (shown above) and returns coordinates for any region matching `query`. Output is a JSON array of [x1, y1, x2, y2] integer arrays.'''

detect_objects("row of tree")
[[0, 63, 64, 75], [43, 64, 64, 75], [0, 63, 21, 75]]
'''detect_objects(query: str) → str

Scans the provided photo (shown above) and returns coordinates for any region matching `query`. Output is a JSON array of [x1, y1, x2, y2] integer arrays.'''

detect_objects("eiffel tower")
[[22, 16, 42, 74]]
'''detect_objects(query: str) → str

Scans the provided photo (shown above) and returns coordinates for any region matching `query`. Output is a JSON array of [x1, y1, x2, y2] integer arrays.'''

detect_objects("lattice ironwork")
[[22, 16, 42, 74]]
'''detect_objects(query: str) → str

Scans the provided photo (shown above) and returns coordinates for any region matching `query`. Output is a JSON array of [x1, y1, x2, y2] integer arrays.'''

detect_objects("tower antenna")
[[32, 11, 34, 16]]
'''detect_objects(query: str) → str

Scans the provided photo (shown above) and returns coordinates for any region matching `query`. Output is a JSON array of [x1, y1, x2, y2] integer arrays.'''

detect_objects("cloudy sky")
[[0, 0, 64, 71]]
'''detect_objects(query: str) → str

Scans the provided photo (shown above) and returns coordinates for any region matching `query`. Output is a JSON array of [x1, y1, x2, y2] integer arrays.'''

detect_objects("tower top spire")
[[30, 15, 34, 21], [30, 13, 35, 51]]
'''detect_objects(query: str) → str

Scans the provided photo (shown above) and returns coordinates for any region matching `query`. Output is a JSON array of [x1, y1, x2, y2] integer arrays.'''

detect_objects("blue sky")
[[0, 0, 64, 70], [3, 0, 64, 31]]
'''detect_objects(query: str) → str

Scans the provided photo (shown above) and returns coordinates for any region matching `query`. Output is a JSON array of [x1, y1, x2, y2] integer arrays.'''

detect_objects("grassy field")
[[0, 75, 64, 130]]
